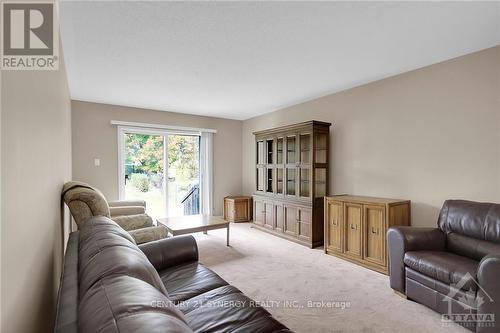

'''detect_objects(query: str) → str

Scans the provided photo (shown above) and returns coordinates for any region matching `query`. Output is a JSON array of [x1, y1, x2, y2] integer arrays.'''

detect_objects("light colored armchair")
[[62, 181, 167, 244]]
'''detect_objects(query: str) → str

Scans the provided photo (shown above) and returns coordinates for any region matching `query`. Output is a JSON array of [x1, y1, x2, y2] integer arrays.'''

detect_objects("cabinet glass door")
[[315, 134, 328, 163], [286, 136, 296, 164], [300, 168, 310, 197], [276, 168, 283, 194], [315, 168, 326, 197], [286, 168, 296, 196], [300, 133, 311, 164], [266, 168, 273, 193], [276, 138, 283, 164], [266, 139, 274, 164], [257, 141, 265, 164], [256, 167, 264, 191]]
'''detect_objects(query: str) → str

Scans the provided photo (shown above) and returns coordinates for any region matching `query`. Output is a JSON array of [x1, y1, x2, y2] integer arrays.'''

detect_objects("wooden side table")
[[223, 196, 252, 222]]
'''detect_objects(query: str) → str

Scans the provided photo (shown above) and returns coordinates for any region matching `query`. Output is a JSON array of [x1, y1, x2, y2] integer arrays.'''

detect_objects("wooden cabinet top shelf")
[[326, 195, 410, 205]]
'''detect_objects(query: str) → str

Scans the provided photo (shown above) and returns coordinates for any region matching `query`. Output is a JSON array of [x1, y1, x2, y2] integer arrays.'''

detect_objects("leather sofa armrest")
[[139, 235, 199, 270], [387, 226, 446, 293], [108, 200, 146, 208], [109, 206, 146, 217], [477, 254, 500, 333]]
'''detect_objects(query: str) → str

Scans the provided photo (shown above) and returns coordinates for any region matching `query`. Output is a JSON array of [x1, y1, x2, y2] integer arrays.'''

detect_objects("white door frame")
[[117, 125, 201, 217]]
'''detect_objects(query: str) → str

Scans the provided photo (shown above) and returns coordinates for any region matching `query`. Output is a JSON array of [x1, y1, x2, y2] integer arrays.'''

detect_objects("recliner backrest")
[[62, 181, 111, 228], [438, 200, 500, 261]]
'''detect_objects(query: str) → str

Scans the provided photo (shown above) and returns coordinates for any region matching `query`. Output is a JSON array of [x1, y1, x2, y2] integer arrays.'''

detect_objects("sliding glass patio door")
[[120, 129, 200, 220], [166, 134, 200, 217]]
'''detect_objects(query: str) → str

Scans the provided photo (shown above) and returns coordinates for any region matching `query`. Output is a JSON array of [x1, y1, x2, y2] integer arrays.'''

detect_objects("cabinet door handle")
[[371, 227, 379, 234], [332, 220, 338, 226], [350, 224, 357, 230]]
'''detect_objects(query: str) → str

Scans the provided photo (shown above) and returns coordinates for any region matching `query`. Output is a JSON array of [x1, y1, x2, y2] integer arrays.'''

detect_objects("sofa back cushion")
[[78, 216, 168, 297], [438, 200, 500, 260], [79, 275, 192, 333], [447, 233, 500, 261]]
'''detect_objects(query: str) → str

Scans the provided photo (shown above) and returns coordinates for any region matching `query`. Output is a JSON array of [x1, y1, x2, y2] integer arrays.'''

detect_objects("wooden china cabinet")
[[252, 121, 331, 248]]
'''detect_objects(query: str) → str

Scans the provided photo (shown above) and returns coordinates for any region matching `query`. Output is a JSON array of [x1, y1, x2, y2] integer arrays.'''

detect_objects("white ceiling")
[[60, 1, 500, 120]]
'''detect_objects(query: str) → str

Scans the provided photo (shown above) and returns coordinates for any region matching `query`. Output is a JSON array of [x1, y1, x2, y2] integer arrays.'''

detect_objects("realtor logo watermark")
[[442, 273, 495, 329], [1, 1, 59, 70]]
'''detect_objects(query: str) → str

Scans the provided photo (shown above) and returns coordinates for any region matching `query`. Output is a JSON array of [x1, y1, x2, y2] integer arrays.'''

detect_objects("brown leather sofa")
[[54, 216, 291, 333], [388, 200, 500, 332]]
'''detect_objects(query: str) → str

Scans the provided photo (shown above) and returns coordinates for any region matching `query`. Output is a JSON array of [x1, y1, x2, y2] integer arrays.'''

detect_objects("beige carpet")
[[192, 222, 468, 333]]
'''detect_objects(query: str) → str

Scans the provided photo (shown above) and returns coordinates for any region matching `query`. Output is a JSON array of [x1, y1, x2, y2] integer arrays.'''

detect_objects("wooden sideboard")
[[324, 195, 410, 274], [224, 196, 252, 222], [252, 120, 331, 248]]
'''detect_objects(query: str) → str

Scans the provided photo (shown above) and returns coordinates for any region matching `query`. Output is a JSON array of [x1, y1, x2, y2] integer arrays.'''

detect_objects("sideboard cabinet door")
[[344, 203, 363, 259], [363, 205, 386, 266], [326, 200, 343, 253]]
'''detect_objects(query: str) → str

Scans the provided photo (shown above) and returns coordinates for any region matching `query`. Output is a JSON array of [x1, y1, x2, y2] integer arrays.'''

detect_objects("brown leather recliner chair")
[[387, 200, 500, 332]]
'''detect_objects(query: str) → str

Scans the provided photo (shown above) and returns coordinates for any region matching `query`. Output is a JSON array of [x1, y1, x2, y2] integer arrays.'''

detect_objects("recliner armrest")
[[477, 254, 500, 333], [387, 226, 446, 293], [108, 200, 146, 208], [109, 206, 146, 217], [139, 235, 199, 271]]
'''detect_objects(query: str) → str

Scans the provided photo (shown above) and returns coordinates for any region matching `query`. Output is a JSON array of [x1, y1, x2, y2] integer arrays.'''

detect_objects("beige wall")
[[71, 101, 242, 215], [242, 46, 500, 227], [1, 55, 72, 331]]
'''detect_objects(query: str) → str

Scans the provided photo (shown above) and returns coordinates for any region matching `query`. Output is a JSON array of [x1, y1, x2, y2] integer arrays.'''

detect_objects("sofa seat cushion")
[[180, 285, 291, 333], [405, 267, 475, 303], [159, 262, 228, 303], [404, 251, 479, 291]]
